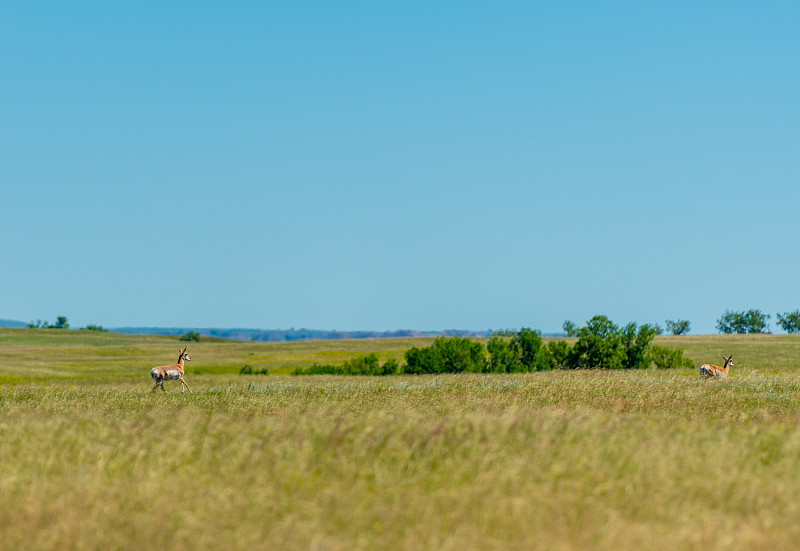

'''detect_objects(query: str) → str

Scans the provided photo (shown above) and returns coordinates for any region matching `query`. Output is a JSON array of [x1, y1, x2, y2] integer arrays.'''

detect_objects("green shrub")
[[566, 316, 659, 370], [293, 354, 398, 376], [404, 337, 486, 374], [568, 316, 628, 369], [381, 358, 400, 375], [546, 340, 571, 369], [487, 336, 521, 372], [292, 364, 343, 375], [515, 328, 553, 371], [180, 331, 202, 342], [240, 364, 268, 375], [620, 323, 660, 370], [487, 328, 554, 372], [650, 346, 695, 369], [344, 353, 380, 375]]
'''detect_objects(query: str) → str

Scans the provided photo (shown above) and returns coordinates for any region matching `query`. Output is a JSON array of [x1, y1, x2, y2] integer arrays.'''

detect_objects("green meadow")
[[3, 329, 800, 550]]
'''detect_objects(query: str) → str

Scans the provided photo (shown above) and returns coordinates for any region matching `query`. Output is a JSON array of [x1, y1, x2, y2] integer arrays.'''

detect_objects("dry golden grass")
[[3, 330, 800, 550]]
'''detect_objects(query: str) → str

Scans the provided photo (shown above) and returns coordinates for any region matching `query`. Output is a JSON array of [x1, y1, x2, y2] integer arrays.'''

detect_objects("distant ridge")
[[110, 327, 494, 342], [3, 318, 561, 341], [1, 317, 492, 339]]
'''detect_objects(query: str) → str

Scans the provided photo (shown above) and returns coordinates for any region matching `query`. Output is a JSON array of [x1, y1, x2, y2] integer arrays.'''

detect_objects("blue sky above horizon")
[[3, 1, 800, 334]]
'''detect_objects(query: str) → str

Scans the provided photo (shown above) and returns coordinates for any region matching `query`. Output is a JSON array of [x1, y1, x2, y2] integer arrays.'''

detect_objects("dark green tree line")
[[292, 316, 683, 376], [716, 309, 770, 334]]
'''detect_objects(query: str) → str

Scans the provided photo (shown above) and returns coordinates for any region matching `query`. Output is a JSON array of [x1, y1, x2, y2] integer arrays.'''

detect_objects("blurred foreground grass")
[[4, 372, 800, 550]]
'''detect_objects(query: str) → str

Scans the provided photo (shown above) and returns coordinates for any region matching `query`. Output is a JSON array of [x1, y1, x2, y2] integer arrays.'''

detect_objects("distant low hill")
[[3, 317, 560, 341], [110, 327, 494, 342], [0, 319, 568, 341]]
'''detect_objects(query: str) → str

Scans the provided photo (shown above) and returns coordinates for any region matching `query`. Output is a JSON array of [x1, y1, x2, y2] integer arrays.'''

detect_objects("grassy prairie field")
[[3, 329, 800, 550], [0, 328, 429, 383]]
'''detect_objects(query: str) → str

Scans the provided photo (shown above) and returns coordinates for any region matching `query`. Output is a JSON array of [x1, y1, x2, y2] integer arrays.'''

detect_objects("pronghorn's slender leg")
[[179, 377, 192, 393]]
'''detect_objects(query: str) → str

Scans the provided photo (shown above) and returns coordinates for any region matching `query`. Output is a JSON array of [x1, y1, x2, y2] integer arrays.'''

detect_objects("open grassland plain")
[[0, 328, 429, 383], [4, 330, 800, 550]]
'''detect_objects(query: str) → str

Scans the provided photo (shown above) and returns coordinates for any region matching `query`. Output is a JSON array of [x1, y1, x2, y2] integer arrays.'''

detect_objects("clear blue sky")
[[2, 1, 799, 334]]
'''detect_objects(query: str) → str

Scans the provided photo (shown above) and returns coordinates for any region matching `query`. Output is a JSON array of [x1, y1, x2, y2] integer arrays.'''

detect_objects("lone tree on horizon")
[[665, 319, 690, 335]]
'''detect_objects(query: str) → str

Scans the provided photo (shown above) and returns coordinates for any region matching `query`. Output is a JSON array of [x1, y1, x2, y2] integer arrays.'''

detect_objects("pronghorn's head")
[[722, 354, 733, 368], [179, 347, 191, 362]]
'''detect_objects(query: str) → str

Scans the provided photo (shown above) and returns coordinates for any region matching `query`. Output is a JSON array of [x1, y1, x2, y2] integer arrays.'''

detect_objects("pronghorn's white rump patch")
[[700, 364, 727, 378], [700, 355, 733, 378]]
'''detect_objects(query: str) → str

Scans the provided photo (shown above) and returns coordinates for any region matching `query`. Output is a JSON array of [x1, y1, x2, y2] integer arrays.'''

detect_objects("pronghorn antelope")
[[700, 354, 733, 379], [151, 347, 192, 392]]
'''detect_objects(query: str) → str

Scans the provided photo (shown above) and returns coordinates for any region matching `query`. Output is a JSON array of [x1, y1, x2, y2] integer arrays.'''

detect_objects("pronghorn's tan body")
[[700, 354, 733, 379], [151, 348, 192, 392]]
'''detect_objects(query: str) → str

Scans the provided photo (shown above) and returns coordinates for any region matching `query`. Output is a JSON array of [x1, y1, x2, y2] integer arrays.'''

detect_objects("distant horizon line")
[[0, 318, 569, 340], [0, 317, 541, 333]]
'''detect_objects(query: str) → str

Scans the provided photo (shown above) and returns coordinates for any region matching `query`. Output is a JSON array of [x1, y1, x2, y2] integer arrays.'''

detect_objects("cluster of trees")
[[716, 309, 770, 334], [292, 316, 694, 376], [26, 316, 107, 331], [715, 309, 800, 334], [482, 316, 691, 372], [565, 319, 691, 337], [568, 309, 800, 336], [27, 316, 70, 329]]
